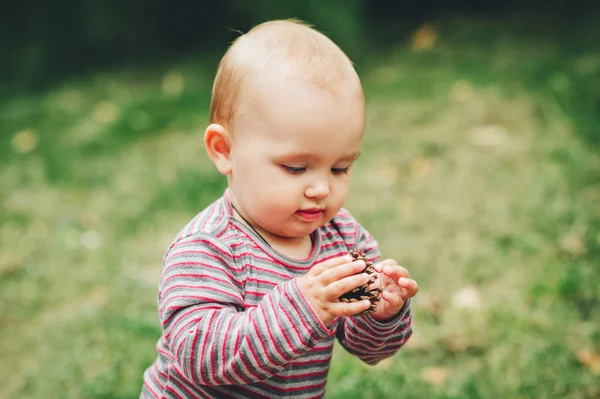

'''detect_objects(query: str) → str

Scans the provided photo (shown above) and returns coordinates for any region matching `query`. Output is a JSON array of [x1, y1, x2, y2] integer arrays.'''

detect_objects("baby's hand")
[[371, 259, 418, 322], [298, 255, 372, 327]]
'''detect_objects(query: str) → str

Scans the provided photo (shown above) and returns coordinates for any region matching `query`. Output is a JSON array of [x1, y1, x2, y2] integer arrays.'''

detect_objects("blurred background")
[[1, 1, 599, 398]]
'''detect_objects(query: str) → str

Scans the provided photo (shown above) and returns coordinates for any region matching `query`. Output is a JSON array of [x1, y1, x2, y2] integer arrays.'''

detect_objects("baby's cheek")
[[324, 208, 341, 224]]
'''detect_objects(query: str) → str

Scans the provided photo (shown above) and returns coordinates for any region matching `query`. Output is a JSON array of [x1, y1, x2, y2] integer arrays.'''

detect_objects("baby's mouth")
[[295, 209, 324, 221]]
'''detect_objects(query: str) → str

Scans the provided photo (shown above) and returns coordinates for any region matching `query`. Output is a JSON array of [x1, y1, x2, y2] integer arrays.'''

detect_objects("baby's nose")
[[305, 178, 330, 199]]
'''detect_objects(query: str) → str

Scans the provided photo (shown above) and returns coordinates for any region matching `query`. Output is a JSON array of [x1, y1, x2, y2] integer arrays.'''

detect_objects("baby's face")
[[228, 76, 365, 242]]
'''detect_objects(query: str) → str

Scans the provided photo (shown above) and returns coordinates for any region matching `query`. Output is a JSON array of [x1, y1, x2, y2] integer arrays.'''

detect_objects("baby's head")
[[204, 19, 366, 244]]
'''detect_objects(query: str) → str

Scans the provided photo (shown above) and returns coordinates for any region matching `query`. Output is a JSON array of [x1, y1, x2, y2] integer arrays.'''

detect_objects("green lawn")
[[1, 18, 598, 398]]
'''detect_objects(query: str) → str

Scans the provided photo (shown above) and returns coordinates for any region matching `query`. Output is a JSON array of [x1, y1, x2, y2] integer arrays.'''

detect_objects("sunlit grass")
[[1, 18, 598, 398]]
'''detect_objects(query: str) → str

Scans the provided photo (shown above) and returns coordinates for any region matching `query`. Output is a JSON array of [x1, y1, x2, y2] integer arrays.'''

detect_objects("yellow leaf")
[[410, 157, 432, 179], [411, 23, 438, 51], [93, 102, 119, 124], [373, 357, 393, 370], [403, 330, 430, 351], [397, 196, 416, 215], [162, 71, 185, 97], [421, 295, 443, 316], [560, 231, 586, 256], [78, 212, 100, 229], [443, 336, 470, 353], [451, 286, 482, 310], [377, 163, 398, 186], [11, 129, 38, 154], [450, 80, 473, 102], [80, 230, 101, 250], [469, 125, 507, 148], [577, 348, 600, 375], [421, 367, 449, 386]]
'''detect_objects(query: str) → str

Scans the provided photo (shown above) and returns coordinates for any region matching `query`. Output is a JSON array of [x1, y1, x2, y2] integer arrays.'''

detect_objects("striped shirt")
[[141, 190, 413, 398]]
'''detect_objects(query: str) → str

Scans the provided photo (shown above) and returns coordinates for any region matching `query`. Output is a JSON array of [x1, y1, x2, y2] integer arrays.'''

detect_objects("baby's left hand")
[[370, 259, 418, 322]]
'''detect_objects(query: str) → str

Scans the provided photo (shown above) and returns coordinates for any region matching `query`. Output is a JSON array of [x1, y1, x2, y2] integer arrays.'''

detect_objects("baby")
[[141, 19, 418, 399]]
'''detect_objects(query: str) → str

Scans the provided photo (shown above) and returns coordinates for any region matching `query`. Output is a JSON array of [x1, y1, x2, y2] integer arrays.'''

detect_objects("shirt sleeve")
[[335, 221, 414, 365], [158, 233, 333, 385]]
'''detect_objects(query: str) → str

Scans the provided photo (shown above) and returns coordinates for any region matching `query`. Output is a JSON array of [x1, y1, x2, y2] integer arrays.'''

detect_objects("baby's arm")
[[335, 227, 414, 365], [159, 233, 331, 385], [336, 300, 413, 365]]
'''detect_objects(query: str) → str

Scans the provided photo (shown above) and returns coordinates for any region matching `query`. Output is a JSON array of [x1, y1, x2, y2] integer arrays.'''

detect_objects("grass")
[[1, 17, 599, 398]]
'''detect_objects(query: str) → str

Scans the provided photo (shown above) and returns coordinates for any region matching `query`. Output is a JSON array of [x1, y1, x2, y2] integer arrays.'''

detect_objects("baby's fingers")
[[330, 300, 371, 317], [327, 273, 370, 300], [383, 264, 409, 280], [319, 260, 366, 285], [310, 254, 353, 277], [373, 259, 397, 273], [398, 277, 419, 298]]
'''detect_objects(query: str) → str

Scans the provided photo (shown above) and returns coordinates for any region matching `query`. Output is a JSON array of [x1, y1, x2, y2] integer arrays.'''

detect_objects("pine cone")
[[338, 248, 382, 316]]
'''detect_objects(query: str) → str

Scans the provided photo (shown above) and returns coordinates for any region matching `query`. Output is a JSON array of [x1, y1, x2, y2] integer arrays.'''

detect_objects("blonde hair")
[[208, 19, 361, 128]]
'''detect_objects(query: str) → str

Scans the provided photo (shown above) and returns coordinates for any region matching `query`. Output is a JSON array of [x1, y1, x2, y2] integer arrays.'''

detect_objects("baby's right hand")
[[297, 255, 372, 327]]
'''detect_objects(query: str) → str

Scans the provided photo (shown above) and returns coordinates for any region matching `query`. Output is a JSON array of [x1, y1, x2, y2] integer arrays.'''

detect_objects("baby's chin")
[[266, 225, 321, 240]]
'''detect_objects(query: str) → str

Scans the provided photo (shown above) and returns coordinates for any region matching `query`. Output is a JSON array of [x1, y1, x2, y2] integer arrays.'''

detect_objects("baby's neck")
[[268, 234, 313, 260], [245, 218, 313, 259], [229, 199, 314, 260]]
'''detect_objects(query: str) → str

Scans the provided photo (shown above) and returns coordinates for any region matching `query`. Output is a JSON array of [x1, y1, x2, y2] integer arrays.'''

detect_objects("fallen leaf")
[[398, 196, 416, 215], [78, 212, 100, 229], [450, 80, 473, 102], [403, 330, 430, 351], [373, 357, 393, 370], [372, 65, 398, 85], [421, 295, 443, 316], [421, 367, 449, 386], [411, 23, 438, 51], [451, 286, 482, 310], [0, 251, 24, 276], [560, 232, 586, 256], [470, 125, 507, 148], [11, 129, 38, 154], [93, 102, 119, 124], [162, 71, 185, 97], [443, 336, 470, 353], [455, 230, 475, 258], [80, 230, 101, 250], [576, 348, 600, 375], [377, 162, 398, 187], [410, 157, 432, 179]]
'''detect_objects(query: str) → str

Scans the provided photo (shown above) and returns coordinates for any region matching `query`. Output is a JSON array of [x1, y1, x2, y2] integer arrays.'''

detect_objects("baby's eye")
[[331, 167, 350, 175], [281, 165, 306, 175]]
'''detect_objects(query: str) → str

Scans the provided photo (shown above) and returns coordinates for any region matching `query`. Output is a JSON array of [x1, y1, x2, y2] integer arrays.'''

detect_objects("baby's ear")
[[204, 124, 232, 175]]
